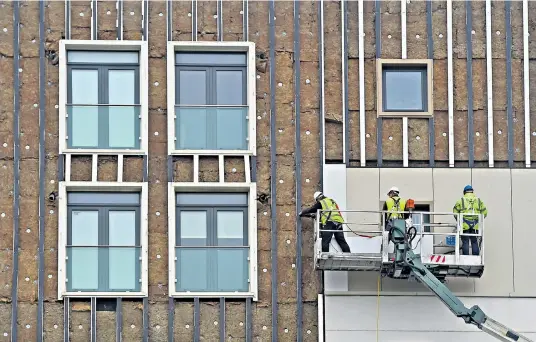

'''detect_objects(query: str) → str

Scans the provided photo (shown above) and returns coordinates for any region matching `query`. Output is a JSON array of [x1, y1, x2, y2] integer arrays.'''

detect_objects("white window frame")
[[57, 182, 149, 299], [167, 41, 257, 156], [168, 182, 258, 300], [376, 58, 434, 118], [59, 40, 149, 154]]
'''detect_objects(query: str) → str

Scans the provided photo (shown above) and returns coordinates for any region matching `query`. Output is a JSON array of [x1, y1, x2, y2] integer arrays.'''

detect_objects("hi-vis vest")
[[458, 195, 484, 231], [386, 196, 406, 220], [319, 198, 344, 225]]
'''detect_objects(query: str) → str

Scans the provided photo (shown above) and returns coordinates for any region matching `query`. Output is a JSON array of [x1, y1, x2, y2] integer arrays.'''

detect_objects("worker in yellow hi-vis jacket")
[[453, 185, 488, 256], [299, 191, 351, 253]]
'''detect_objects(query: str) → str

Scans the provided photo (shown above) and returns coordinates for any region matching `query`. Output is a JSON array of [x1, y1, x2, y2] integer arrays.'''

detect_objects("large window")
[[376, 59, 434, 117], [175, 193, 249, 292], [174, 52, 248, 151], [67, 50, 141, 149], [66, 192, 141, 292]]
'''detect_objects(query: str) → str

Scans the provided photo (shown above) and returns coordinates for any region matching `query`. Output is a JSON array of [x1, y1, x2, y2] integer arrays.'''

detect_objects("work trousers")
[[461, 228, 480, 256], [321, 221, 351, 253]]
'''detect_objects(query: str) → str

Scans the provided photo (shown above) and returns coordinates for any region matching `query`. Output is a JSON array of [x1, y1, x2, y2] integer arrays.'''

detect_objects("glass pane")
[[69, 105, 99, 148], [215, 107, 247, 150], [109, 70, 136, 104], [68, 192, 140, 205], [176, 193, 248, 206], [108, 106, 139, 148], [216, 71, 244, 105], [71, 69, 98, 104], [71, 210, 99, 245], [176, 248, 208, 291], [109, 211, 136, 246], [179, 211, 207, 246], [384, 70, 425, 111], [217, 211, 245, 246], [109, 247, 139, 290], [178, 70, 207, 105], [68, 247, 99, 290], [68, 51, 139, 64], [216, 248, 248, 292], [176, 52, 246, 65], [176, 107, 208, 149]]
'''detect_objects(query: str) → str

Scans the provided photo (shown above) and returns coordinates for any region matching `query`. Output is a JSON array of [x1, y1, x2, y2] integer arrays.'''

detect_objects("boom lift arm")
[[387, 217, 533, 342]]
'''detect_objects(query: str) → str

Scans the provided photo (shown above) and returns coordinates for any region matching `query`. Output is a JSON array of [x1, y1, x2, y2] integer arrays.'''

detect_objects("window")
[[412, 204, 431, 233], [175, 193, 249, 292], [66, 51, 140, 149], [376, 59, 434, 117], [174, 52, 248, 150], [66, 192, 141, 292]]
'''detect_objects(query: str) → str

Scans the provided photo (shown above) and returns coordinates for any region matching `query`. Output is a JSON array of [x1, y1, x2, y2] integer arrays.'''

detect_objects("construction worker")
[[299, 191, 351, 253], [382, 186, 410, 226], [453, 185, 488, 256]]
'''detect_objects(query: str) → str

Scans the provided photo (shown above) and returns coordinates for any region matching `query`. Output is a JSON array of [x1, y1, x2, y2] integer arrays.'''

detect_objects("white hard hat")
[[313, 191, 323, 201], [387, 186, 400, 195]]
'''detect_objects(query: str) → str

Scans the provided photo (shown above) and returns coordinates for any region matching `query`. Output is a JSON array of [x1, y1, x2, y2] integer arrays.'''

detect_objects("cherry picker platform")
[[312, 207, 485, 280], [306, 202, 533, 342]]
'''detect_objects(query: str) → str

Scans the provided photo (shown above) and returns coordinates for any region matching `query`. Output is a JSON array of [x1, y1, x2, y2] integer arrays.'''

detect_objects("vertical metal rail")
[[486, 0, 494, 167], [506, 0, 514, 167], [358, 0, 365, 167], [375, 0, 382, 167], [523, 0, 531, 167], [142, 298, 149, 342], [192, 0, 197, 41], [319, 0, 326, 172], [116, 298, 123, 342], [193, 298, 200, 342], [11, 2, 21, 341], [91, 0, 98, 40], [426, 0, 434, 167], [117, 0, 123, 40], [342, 0, 348, 165], [142, 155, 148, 182], [219, 298, 225, 342], [142, 0, 149, 41], [37, 0, 46, 339], [90, 298, 97, 342], [447, 0, 455, 167], [269, 1, 278, 340], [401, 0, 408, 167], [142, 2, 149, 339], [167, 298, 175, 342], [217, 0, 223, 41], [242, 0, 248, 41], [167, 0, 172, 41], [318, 1, 326, 333], [64, 297, 70, 341], [65, 0, 71, 39], [245, 298, 252, 342], [466, 0, 474, 167], [293, 1, 303, 340]]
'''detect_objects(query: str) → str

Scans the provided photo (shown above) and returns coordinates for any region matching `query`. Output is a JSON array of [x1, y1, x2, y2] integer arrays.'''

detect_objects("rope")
[[376, 274, 381, 342]]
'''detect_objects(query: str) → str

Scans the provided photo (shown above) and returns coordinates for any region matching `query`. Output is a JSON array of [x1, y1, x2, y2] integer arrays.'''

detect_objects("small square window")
[[377, 59, 433, 117]]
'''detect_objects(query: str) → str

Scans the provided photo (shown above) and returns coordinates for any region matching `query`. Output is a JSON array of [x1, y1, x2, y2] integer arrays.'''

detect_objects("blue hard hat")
[[463, 185, 473, 193]]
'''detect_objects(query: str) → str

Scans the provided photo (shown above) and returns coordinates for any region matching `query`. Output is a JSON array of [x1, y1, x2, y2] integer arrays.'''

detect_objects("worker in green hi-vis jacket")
[[299, 191, 351, 253], [453, 185, 488, 256]]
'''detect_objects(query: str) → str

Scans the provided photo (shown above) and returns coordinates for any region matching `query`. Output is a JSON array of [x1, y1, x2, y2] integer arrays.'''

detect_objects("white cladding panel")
[[323, 164, 349, 291], [325, 296, 536, 341], [341, 168, 535, 297]]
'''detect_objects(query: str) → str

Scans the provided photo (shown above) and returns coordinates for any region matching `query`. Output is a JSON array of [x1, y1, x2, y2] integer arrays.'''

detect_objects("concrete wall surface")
[[325, 295, 536, 341]]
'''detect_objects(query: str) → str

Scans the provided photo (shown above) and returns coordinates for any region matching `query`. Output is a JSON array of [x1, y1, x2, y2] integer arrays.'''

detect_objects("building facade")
[[0, 0, 535, 341]]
